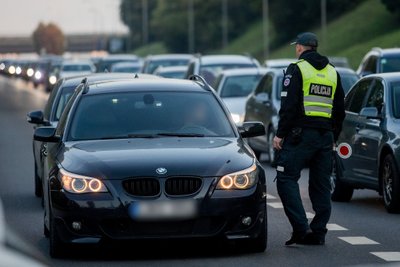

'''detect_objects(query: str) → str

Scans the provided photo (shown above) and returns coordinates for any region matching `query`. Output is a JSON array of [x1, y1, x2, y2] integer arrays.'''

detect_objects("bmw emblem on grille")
[[156, 167, 167, 175]]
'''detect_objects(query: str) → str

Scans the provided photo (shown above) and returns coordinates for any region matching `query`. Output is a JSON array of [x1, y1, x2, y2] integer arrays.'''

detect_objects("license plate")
[[128, 200, 197, 221]]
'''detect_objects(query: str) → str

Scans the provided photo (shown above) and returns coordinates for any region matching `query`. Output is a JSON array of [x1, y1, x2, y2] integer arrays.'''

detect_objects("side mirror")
[[34, 127, 59, 142], [239, 122, 266, 138], [359, 107, 381, 120], [27, 110, 44, 124]]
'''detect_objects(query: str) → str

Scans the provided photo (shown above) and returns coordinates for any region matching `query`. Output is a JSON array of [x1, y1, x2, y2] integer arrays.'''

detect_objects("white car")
[[213, 68, 269, 125], [58, 61, 95, 79]]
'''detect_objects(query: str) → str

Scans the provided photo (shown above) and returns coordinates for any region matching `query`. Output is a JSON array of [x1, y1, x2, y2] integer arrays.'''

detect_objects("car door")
[[340, 78, 374, 181], [248, 73, 274, 148], [354, 78, 385, 186]]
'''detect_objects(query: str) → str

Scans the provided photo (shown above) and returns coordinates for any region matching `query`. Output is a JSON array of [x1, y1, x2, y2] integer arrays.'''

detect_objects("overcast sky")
[[0, 0, 129, 37]]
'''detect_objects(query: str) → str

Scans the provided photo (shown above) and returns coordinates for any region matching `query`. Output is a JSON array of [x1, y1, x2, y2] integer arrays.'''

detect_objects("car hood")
[[222, 97, 247, 115], [59, 137, 255, 179]]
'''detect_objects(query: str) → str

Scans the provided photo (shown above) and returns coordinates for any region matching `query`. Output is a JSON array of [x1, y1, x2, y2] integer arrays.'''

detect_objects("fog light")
[[72, 221, 82, 231], [242, 216, 252, 226]]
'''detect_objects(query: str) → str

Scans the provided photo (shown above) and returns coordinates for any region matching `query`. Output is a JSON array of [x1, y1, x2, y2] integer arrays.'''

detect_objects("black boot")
[[285, 232, 306, 246], [299, 232, 325, 245]]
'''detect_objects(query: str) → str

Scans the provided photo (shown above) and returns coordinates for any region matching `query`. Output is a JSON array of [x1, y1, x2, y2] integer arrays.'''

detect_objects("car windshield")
[[68, 91, 235, 141], [54, 86, 77, 121], [391, 81, 400, 118], [158, 71, 186, 79], [62, 64, 92, 71], [200, 63, 255, 85], [340, 73, 359, 94], [381, 57, 400, 73], [146, 59, 189, 73], [220, 75, 262, 98]]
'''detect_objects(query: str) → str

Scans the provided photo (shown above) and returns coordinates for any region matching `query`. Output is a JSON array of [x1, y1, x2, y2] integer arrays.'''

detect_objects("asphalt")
[[0, 76, 400, 267]]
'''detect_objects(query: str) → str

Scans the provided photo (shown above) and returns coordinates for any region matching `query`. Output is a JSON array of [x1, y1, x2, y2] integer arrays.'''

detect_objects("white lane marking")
[[266, 194, 277, 200], [338, 236, 379, 245], [371, 252, 400, 262], [267, 202, 283, 209], [306, 212, 315, 219], [326, 223, 348, 231]]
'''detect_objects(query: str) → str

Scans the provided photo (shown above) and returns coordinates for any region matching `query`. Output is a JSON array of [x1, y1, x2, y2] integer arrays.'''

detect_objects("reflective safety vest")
[[296, 59, 337, 118]]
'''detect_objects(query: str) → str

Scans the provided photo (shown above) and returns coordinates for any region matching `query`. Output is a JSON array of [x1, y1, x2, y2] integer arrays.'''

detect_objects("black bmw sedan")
[[34, 76, 267, 257]]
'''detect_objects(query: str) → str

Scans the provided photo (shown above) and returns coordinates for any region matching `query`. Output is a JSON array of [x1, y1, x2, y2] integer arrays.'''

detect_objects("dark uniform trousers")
[[276, 127, 334, 237]]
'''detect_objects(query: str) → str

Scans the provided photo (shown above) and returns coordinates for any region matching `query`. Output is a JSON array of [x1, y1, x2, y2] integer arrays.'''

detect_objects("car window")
[[365, 79, 384, 114], [220, 75, 262, 98], [340, 73, 359, 94], [68, 91, 235, 141], [54, 86, 77, 121], [43, 79, 62, 121], [56, 85, 84, 137], [380, 57, 400, 73], [255, 74, 272, 95], [364, 56, 377, 74], [391, 81, 400, 118], [346, 79, 372, 113]]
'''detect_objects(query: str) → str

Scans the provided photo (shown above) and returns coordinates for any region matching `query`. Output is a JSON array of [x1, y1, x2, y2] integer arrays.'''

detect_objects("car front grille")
[[165, 177, 202, 196], [123, 178, 160, 197]]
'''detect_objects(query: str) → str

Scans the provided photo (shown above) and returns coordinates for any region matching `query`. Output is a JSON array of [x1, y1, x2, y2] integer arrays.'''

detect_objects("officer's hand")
[[273, 136, 283, 150]]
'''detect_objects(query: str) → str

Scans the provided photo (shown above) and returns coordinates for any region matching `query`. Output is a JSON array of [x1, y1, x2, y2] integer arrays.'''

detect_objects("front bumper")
[[50, 173, 267, 244]]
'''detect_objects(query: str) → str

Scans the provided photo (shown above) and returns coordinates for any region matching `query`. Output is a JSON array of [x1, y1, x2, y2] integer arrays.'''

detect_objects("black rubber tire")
[[381, 154, 400, 213], [34, 163, 43, 197], [331, 168, 354, 202]]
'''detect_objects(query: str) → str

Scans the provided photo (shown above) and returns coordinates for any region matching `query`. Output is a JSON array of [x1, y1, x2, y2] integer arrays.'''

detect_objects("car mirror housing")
[[27, 110, 44, 124], [359, 107, 381, 120], [239, 122, 266, 138], [34, 127, 59, 142]]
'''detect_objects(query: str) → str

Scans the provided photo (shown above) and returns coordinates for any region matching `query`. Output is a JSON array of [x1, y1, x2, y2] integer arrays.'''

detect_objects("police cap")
[[290, 32, 318, 47]]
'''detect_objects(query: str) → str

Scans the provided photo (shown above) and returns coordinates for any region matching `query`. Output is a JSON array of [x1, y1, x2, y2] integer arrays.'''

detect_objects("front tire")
[[381, 154, 400, 213]]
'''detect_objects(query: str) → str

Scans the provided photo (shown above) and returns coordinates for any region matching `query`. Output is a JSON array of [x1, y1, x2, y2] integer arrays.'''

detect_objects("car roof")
[[85, 78, 207, 95], [359, 72, 400, 82], [264, 58, 296, 68], [217, 67, 269, 77], [155, 65, 188, 73], [61, 73, 159, 87], [371, 48, 400, 56], [100, 54, 139, 61], [196, 55, 256, 65], [146, 54, 193, 60]]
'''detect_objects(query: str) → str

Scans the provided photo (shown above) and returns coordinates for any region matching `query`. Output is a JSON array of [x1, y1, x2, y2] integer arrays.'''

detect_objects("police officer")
[[273, 32, 345, 245]]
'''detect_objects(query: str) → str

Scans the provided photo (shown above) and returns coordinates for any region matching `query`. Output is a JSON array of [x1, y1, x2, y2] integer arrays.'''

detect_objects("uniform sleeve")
[[276, 64, 303, 138], [331, 72, 346, 142]]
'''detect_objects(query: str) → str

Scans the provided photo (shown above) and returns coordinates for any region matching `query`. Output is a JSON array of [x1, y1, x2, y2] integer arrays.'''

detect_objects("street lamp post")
[[142, 0, 149, 45], [222, 0, 228, 49], [188, 0, 195, 53], [263, 0, 269, 59]]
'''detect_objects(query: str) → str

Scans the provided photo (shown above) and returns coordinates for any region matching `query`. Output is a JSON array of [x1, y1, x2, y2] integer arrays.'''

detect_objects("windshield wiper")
[[156, 133, 205, 137]]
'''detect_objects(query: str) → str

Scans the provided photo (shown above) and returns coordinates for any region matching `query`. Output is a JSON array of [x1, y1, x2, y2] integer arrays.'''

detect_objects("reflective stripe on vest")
[[296, 59, 337, 118]]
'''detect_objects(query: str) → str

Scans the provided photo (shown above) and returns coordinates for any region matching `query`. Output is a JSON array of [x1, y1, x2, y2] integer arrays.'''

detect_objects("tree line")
[[120, 0, 364, 54]]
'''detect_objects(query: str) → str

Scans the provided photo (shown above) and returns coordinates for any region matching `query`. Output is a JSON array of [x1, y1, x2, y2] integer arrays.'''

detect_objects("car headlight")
[[8, 66, 15, 75], [27, 68, 34, 77], [59, 169, 108, 194], [231, 113, 243, 124], [49, 75, 57, 85], [216, 163, 258, 190], [34, 71, 42, 80]]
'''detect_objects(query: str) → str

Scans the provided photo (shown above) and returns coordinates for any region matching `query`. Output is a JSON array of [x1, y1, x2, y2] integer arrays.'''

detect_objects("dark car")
[[141, 54, 193, 74], [244, 67, 358, 163], [33, 76, 267, 257], [27, 73, 158, 198], [184, 55, 260, 85], [331, 73, 400, 213], [357, 48, 400, 77]]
